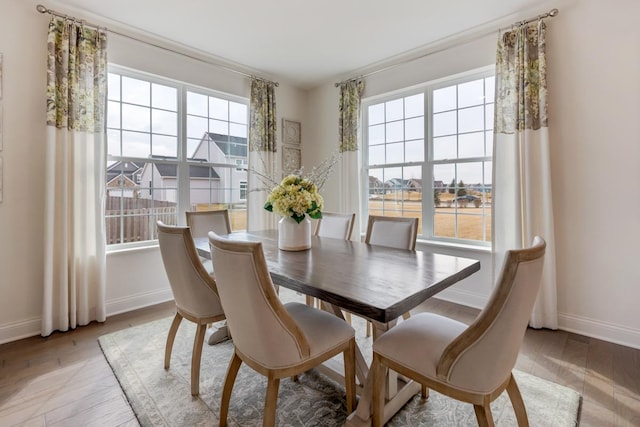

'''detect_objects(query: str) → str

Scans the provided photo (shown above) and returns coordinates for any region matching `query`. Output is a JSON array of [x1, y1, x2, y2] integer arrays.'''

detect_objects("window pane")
[[369, 103, 385, 125], [485, 103, 494, 130], [368, 124, 384, 145], [405, 116, 424, 140], [385, 121, 403, 143], [458, 106, 484, 133], [122, 131, 150, 158], [404, 94, 424, 117], [385, 99, 403, 121], [457, 162, 483, 187], [433, 86, 456, 113], [152, 110, 177, 135], [405, 140, 424, 162], [122, 76, 150, 106], [108, 73, 120, 101], [210, 119, 228, 135], [458, 79, 484, 108], [122, 104, 150, 132], [386, 142, 403, 164], [107, 129, 121, 156], [433, 135, 456, 160], [230, 123, 247, 138], [485, 77, 495, 103], [107, 101, 120, 128], [230, 102, 247, 124], [187, 115, 208, 139], [151, 84, 177, 111], [187, 92, 207, 116], [151, 135, 177, 157], [458, 132, 484, 158], [369, 145, 385, 166], [486, 131, 493, 156], [209, 97, 228, 121], [433, 111, 456, 137]]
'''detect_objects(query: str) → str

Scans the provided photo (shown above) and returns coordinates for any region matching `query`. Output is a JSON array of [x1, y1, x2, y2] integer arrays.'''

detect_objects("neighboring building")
[[106, 161, 143, 198], [137, 132, 248, 205]]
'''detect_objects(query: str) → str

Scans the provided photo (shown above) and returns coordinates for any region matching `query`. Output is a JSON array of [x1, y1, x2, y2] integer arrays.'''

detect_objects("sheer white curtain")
[[338, 80, 364, 239], [42, 17, 108, 336], [493, 20, 558, 329], [247, 78, 278, 231]]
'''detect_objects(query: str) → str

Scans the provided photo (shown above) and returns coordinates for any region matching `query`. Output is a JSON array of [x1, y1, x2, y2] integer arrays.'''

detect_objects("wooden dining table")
[[195, 230, 481, 426]]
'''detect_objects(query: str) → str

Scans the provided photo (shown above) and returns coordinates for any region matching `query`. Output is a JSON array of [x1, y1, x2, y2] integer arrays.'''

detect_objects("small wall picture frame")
[[282, 119, 301, 145], [282, 145, 301, 174]]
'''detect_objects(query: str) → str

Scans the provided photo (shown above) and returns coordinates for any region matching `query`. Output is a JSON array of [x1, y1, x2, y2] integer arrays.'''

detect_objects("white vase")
[[278, 216, 312, 251]]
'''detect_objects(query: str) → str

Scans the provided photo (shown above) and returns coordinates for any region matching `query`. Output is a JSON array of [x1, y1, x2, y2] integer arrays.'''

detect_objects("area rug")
[[99, 293, 581, 426]]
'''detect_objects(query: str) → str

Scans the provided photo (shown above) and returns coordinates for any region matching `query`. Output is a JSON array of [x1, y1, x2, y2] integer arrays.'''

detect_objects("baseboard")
[[0, 290, 174, 345], [106, 289, 174, 317], [559, 312, 640, 350], [431, 287, 488, 310], [0, 317, 41, 345]]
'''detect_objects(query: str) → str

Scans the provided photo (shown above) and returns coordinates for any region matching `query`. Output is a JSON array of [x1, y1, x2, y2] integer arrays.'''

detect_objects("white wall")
[[0, 0, 308, 343], [2, 0, 639, 349], [304, 0, 640, 348]]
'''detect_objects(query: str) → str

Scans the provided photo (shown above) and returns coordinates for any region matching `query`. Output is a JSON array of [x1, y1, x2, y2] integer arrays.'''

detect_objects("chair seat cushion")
[[285, 302, 355, 358], [373, 312, 467, 380]]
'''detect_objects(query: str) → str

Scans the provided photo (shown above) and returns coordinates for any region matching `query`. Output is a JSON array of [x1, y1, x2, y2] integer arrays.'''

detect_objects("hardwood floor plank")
[[0, 299, 638, 426]]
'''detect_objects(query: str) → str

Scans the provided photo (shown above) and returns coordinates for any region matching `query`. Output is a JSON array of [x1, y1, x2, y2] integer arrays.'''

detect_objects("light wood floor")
[[1, 298, 639, 426]]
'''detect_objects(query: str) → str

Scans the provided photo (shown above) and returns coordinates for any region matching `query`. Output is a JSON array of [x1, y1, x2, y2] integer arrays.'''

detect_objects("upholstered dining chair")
[[363, 215, 419, 336], [308, 211, 356, 308], [156, 221, 226, 396], [208, 232, 357, 427], [186, 209, 232, 240], [185, 209, 232, 344], [314, 211, 356, 240], [371, 237, 546, 427]]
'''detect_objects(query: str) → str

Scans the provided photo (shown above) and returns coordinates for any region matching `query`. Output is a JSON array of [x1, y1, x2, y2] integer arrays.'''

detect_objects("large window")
[[363, 67, 493, 245], [106, 67, 248, 246]]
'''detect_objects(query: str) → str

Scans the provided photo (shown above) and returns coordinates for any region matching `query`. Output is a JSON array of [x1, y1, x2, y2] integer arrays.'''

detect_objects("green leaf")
[[264, 201, 273, 212], [308, 210, 322, 220], [291, 214, 305, 223]]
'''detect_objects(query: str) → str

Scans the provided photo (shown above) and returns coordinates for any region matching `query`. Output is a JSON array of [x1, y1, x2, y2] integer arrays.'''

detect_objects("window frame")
[[361, 65, 494, 247], [106, 65, 249, 250]]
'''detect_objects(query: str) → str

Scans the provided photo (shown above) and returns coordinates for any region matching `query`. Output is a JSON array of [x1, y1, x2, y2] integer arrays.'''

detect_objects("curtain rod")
[[335, 8, 559, 87], [35, 4, 279, 87]]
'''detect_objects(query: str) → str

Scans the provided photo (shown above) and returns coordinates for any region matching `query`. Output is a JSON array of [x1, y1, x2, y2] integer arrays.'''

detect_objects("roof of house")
[[204, 132, 247, 157], [155, 163, 220, 179]]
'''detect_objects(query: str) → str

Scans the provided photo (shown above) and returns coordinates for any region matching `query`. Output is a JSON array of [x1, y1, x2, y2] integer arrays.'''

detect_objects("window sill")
[[106, 242, 159, 255], [417, 238, 491, 254]]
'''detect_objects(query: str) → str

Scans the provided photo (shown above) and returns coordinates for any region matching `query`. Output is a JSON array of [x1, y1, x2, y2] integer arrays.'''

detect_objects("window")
[[363, 67, 493, 245], [106, 67, 248, 246], [239, 181, 247, 200]]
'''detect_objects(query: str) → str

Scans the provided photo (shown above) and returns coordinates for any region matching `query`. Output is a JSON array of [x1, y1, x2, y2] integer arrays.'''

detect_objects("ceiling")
[[47, 0, 550, 89]]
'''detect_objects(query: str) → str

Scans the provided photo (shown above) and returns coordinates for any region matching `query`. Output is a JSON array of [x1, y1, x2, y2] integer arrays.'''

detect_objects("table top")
[[195, 230, 480, 324]]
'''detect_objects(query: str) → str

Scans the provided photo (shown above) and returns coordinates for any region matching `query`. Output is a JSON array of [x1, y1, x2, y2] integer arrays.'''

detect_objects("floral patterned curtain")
[[249, 78, 277, 152], [42, 17, 108, 336], [493, 20, 558, 329], [338, 79, 364, 152], [247, 78, 278, 231], [337, 79, 364, 238]]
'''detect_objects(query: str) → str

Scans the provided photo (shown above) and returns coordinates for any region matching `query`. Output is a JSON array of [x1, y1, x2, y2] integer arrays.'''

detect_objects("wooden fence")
[[105, 196, 177, 244]]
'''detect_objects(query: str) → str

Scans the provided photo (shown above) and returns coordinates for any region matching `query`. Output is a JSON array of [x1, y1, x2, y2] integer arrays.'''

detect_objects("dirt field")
[[197, 190, 492, 242]]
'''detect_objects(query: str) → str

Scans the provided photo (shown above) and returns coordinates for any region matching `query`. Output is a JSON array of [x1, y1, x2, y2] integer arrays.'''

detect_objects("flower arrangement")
[[264, 175, 323, 223], [251, 151, 339, 224]]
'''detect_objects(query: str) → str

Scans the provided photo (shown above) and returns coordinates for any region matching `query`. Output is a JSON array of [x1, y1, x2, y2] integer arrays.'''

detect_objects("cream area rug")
[[99, 293, 581, 426]]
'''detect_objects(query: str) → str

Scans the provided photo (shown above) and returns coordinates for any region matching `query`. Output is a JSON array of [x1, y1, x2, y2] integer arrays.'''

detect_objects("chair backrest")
[[186, 210, 232, 240], [156, 221, 224, 319], [436, 236, 546, 393], [364, 215, 419, 250], [208, 232, 311, 368], [314, 212, 356, 240]]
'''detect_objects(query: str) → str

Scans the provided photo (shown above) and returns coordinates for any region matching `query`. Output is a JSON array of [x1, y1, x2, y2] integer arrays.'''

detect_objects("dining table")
[[194, 230, 481, 426]]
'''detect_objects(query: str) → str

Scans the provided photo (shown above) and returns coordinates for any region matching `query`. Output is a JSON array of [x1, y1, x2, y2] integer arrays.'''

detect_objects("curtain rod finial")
[[549, 8, 559, 17], [36, 4, 48, 13]]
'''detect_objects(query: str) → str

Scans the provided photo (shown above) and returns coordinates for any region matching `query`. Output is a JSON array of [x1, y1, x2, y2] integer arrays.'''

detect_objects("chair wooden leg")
[[344, 311, 352, 325], [264, 376, 281, 427], [220, 352, 243, 427], [343, 339, 356, 413], [371, 353, 387, 427], [305, 295, 314, 306], [473, 399, 495, 427], [366, 321, 372, 337], [191, 323, 207, 396], [421, 384, 429, 398], [402, 311, 411, 320], [506, 373, 529, 427], [164, 313, 182, 369]]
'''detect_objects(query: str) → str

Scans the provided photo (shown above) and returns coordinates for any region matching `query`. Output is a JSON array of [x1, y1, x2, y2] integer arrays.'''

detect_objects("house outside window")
[[239, 181, 247, 200], [362, 66, 494, 245], [106, 67, 248, 246]]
